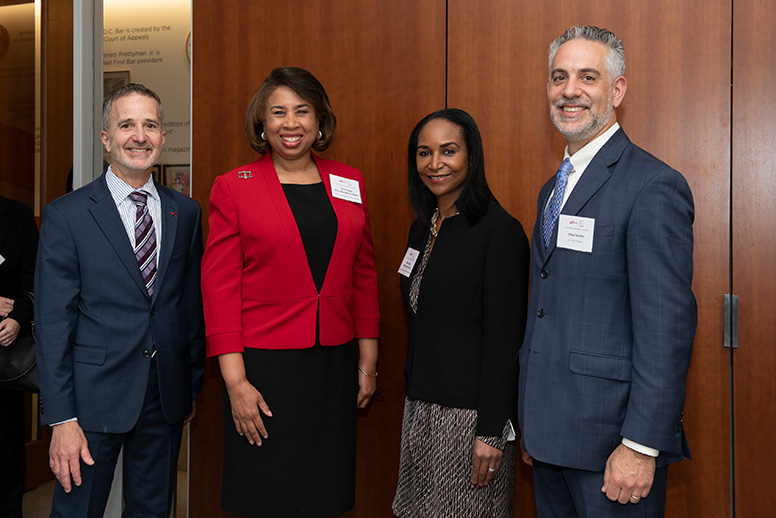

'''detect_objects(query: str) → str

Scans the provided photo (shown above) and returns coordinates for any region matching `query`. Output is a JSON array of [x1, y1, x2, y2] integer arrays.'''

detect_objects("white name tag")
[[398, 247, 420, 277], [330, 174, 362, 204], [556, 215, 595, 253]]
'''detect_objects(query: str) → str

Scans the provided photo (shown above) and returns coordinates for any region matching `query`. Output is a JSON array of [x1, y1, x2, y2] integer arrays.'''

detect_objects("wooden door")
[[731, 0, 776, 515], [446, 1, 732, 515], [190, 1, 446, 516]]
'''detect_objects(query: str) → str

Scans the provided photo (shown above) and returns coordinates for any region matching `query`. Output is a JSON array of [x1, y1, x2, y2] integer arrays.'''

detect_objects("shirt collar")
[[564, 122, 620, 176], [106, 166, 160, 206]]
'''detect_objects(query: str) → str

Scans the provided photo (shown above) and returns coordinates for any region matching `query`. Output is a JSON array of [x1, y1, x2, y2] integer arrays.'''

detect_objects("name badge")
[[330, 174, 362, 204], [398, 247, 420, 277], [556, 215, 595, 253]]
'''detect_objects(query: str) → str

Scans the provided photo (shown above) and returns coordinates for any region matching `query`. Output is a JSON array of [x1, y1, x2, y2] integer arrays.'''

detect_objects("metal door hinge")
[[724, 294, 738, 349]]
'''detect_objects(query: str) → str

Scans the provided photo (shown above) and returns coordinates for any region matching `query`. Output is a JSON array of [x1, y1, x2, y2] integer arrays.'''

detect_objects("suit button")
[[143, 349, 151, 358], [150, 308, 157, 316], [540, 269, 548, 279], [537, 309, 545, 318]]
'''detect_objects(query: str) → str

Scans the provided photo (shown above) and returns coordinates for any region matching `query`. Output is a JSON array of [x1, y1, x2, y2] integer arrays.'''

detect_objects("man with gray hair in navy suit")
[[518, 26, 697, 517]]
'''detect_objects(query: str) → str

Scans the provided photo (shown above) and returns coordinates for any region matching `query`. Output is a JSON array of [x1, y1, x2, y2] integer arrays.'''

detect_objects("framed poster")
[[164, 164, 190, 196], [103, 70, 130, 100]]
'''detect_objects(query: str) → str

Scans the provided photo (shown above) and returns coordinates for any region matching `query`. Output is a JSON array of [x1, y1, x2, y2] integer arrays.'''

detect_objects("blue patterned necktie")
[[129, 191, 157, 296], [542, 158, 573, 250]]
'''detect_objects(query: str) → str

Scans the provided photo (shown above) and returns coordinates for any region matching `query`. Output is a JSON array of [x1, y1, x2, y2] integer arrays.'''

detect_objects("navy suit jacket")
[[518, 129, 696, 471], [34, 174, 205, 433]]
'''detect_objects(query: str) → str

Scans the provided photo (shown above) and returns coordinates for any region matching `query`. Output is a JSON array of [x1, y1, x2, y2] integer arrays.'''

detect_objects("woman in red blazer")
[[201, 67, 379, 518]]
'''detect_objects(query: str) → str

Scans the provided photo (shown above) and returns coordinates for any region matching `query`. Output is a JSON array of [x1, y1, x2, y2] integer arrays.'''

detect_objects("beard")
[[550, 90, 614, 144]]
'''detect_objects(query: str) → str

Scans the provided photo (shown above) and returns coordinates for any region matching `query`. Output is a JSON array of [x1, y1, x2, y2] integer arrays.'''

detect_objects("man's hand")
[[520, 448, 534, 466], [49, 421, 94, 493], [601, 443, 656, 504]]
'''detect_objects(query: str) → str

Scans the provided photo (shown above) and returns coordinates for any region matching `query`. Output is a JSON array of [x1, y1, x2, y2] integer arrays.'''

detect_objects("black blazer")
[[0, 195, 38, 331], [400, 202, 529, 436]]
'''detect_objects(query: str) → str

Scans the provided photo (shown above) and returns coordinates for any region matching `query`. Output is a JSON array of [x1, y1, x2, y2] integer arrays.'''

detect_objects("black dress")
[[220, 182, 358, 518]]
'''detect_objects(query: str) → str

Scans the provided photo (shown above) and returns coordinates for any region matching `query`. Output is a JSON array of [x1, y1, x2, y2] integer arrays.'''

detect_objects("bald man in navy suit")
[[518, 26, 696, 517]]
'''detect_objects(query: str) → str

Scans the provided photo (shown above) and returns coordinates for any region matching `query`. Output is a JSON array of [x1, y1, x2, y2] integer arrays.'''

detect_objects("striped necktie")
[[128, 191, 157, 296]]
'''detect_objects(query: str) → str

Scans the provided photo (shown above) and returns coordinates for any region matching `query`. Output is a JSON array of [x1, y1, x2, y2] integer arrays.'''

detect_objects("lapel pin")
[[170, 211, 176, 217], [237, 171, 253, 179]]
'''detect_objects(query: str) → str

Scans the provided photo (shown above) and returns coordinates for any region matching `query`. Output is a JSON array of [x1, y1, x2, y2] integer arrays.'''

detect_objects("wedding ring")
[[488, 468, 497, 473], [630, 495, 640, 500]]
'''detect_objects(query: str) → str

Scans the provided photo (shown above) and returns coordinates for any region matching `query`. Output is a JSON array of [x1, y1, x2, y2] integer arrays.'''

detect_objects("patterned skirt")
[[392, 398, 515, 517]]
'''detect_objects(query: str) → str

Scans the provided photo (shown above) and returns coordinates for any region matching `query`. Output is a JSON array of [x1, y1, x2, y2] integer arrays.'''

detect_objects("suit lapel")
[[152, 185, 179, 302], [88, 175, 150, 298], [544, 129, 630, 258], [562, 130, 630, 216]]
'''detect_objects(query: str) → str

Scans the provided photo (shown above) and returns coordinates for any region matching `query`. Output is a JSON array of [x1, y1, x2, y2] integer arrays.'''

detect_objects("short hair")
[[245, 67, 337, 154], [102, 83, 164, 131], [407, 108, 496, 228], [548, 25, 625, 82]]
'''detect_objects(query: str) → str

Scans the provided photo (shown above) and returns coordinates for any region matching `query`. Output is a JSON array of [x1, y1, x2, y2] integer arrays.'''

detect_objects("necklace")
[[430, 207, 440, 237]]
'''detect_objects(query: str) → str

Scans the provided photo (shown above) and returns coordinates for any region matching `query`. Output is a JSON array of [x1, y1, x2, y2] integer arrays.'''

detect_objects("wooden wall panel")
[[732, 0, 776, 515], [41, 0, 73, 207], [190, 1, 446, 516], [447, 1, 732, 516]]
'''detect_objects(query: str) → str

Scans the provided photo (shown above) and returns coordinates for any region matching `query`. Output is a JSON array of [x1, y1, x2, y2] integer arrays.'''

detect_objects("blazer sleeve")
[[7, 203, 39, 328], [202, 175, 246, 357], [34, 203, 81, 424], [349, 173, 380, 338], [476, 216, 530, 436], [620, 166, 696, 454]]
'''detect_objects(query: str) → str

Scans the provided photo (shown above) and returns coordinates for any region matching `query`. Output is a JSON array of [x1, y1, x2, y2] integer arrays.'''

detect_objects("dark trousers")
[[51, 360, 184, 518], [0, 387, 25, 518], [533, 459, 668, 518]]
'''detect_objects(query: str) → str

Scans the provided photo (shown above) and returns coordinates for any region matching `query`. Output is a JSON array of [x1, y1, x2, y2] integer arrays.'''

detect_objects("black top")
[[0, 195, 38, 331], [281, 182, 337, 293], [400, 202, 530, 436]]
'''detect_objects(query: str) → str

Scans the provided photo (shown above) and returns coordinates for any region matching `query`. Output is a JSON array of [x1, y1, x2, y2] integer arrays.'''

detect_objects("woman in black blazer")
[[392, 109, 529, 517], [0, 193, 38, 518]]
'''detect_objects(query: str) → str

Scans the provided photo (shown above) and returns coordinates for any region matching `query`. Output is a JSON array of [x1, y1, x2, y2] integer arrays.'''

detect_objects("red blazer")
[[202, 152, 380, 356]]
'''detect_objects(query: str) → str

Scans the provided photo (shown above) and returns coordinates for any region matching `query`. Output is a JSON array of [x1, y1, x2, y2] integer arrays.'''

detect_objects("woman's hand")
[[0, 297, 14, 318], [356, 367, 377, 408], [0, 317, 21, 346], [356, 338, 378, 408], [471, 438, 503, 487], [225, 378, 273, 446]]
